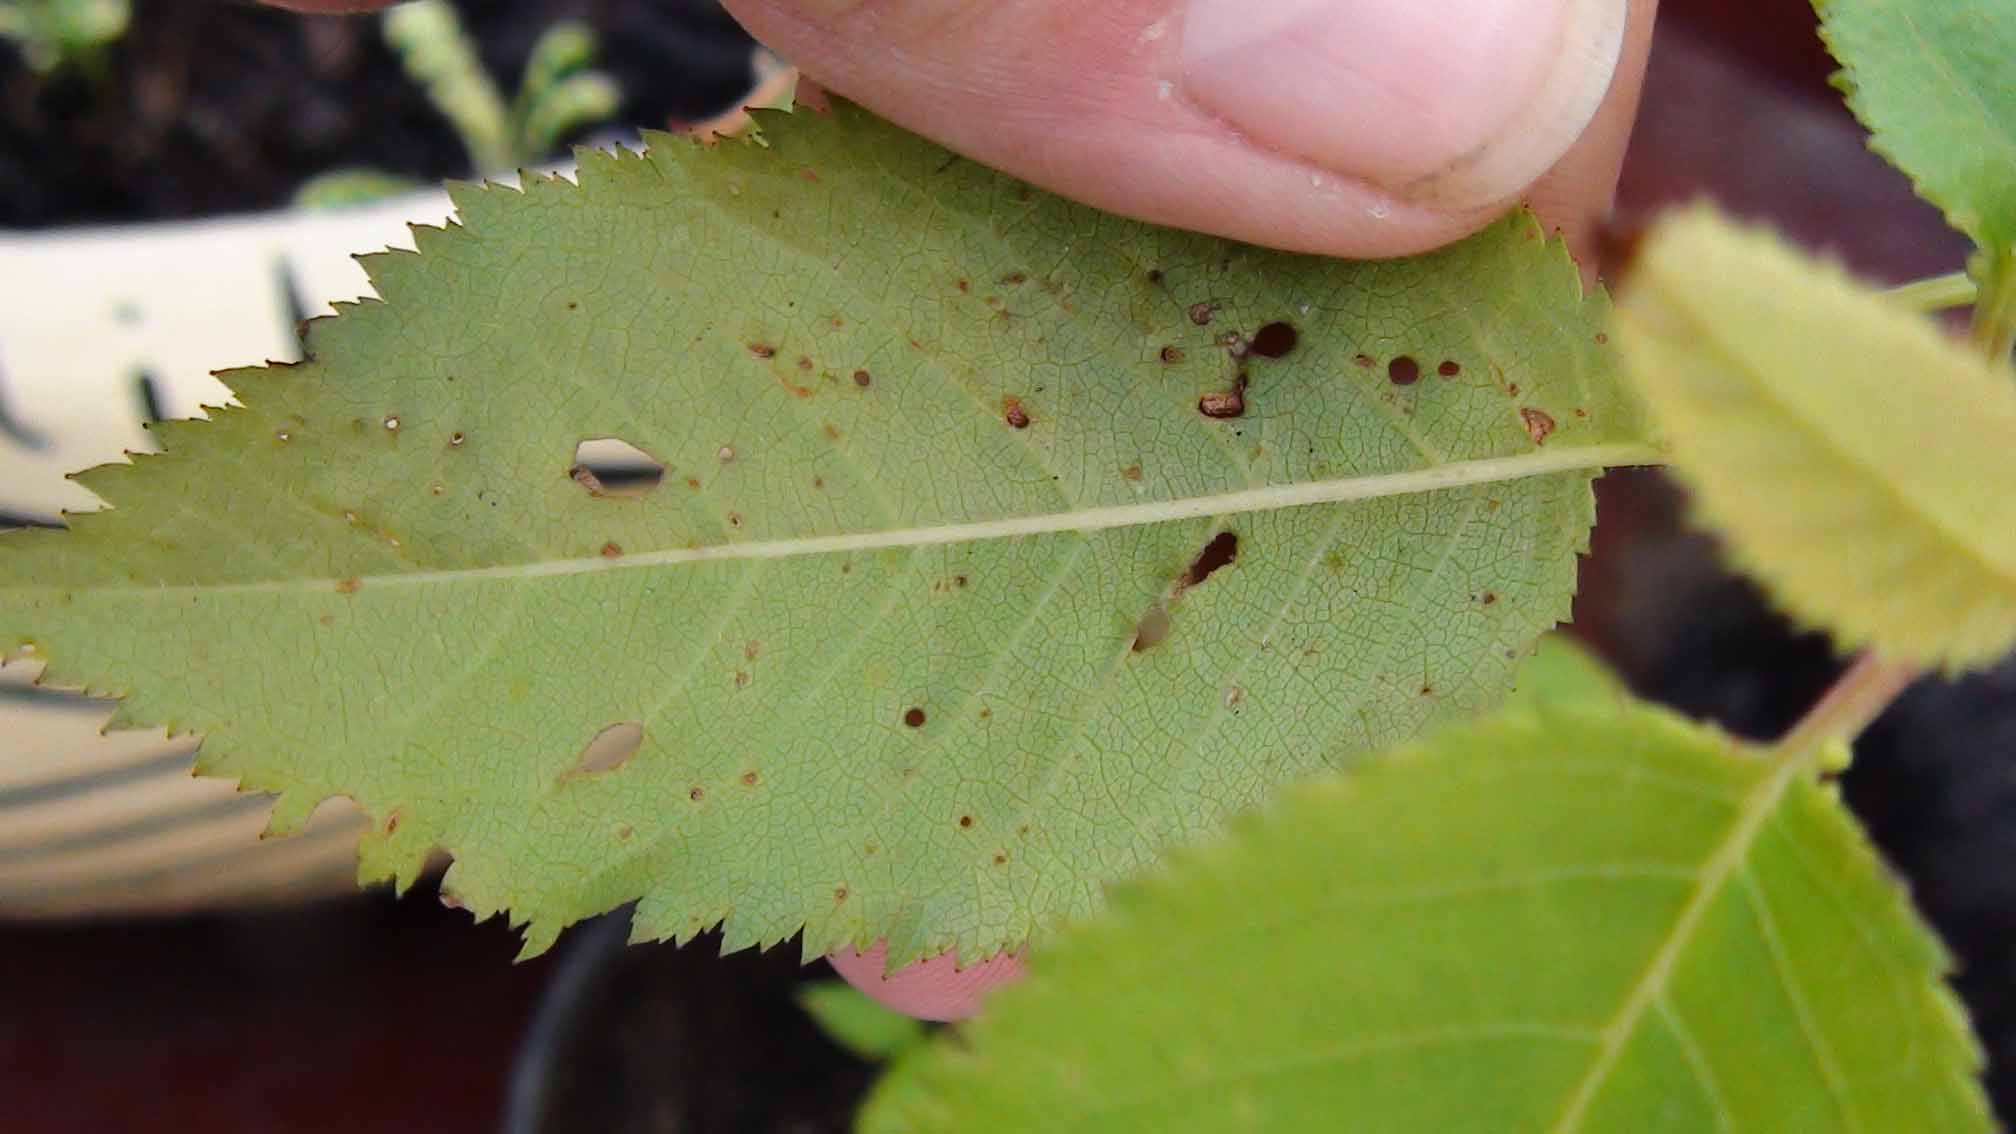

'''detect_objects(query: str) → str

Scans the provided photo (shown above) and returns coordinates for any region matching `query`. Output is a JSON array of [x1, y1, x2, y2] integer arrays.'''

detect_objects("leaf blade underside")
[[0, 105, 1651, 962]]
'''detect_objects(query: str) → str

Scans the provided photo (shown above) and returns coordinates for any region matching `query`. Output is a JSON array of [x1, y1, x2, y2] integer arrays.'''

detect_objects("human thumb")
[[720, 0, 1645, 259]]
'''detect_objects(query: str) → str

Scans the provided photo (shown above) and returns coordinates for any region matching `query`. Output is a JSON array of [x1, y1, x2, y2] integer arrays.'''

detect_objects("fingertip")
[[825, 940, 1026, 1022]]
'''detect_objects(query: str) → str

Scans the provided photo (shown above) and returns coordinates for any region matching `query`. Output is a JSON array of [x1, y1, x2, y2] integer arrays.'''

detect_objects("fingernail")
[[1177, 0, 1627, 210]]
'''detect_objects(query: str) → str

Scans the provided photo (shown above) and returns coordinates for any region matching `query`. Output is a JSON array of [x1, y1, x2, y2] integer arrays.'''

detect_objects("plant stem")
[[1775, 651, 1918, 764], [1968, 247, 2016, 361], [1886, 270, 1977, 312]]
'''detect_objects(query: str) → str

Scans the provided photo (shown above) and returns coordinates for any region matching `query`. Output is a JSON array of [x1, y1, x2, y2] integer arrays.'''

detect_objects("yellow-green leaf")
[[1613, 206, 2016, 672]]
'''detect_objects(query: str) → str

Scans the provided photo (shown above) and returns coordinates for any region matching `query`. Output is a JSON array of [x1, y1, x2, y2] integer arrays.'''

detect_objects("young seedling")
[[296, 0, 619, 208], [0, 0, 126, 79]]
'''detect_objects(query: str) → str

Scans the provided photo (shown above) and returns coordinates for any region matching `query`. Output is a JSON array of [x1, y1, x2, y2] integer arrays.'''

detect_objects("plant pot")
[[0, 185, 482, 916], [502, 908, 880, 1134]]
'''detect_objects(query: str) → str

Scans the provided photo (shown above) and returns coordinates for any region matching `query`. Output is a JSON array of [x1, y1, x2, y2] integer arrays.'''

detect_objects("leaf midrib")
[[26, 444, 1658, 598], [1548, 750, 1809, 1132]]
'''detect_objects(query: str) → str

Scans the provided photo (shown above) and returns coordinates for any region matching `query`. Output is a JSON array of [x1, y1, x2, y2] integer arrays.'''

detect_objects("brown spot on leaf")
[[727, 512, 743, 528], [1122, 464, 1144, 482], [1249, 321, 1298, 359], [1438, 360, 1462, 377], [956, 278, 970, 293], [1146, 268, 1164, 285], [1388, 356, 1420, 385], [690, 786, 705, 802], [740, 770, 760, 787], [903, 707, 927, 728], [335, 577, 362, 595], [1001, 271, 1027, 285], [449, 432, 466, 447], [958, 815, 974, 829], [384, 809, 402, 834], [823, 422, 842, 441], [1353, 353, 1375, 368], [993, 852, 1008, 865], [601, 542, 624, 558], [748, 342, 776, 359], [1003, 395, 1032, 429], [852, 369, 872, 387], [1594, 332, 1609, 346], [1520, 406, 1557, 445], [1480, 591, 1498, 605], [834, 886, 849, 902], [744, 640, 761, 661], [1188, 301, 1216, 326], [616, 824, 633, 841], [1160, 345, 1184, 364]]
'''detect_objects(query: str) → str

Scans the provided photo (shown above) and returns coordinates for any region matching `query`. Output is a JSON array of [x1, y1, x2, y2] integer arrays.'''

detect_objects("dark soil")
[[0, 0, 755, 227]]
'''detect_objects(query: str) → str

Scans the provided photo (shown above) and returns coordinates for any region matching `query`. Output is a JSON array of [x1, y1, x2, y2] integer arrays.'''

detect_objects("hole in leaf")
[[1178, 531, 1239, 591], [568, 721, 643, 779], [1249, 321, 1297, 358], [1197, 375, 1248, 419], [570, 438, 665, 498]]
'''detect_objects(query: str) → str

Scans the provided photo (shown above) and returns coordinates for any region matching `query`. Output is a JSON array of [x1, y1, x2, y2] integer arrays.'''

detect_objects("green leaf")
[[1817, 0, 2016, 253], [1506, 633, 1627, 714], [0, 105, 1654, 964], [1613, 206, 2016, 672], [799, 980, 928, 1062], [864, 701, 1990, 1132]]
